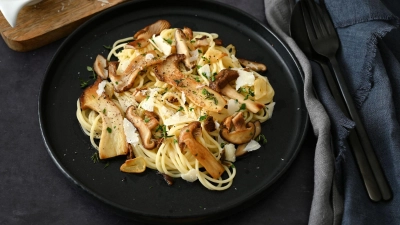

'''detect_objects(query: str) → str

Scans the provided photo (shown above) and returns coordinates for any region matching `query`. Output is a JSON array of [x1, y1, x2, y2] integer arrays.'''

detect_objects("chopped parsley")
[[236, 103, 247, 112], [87, 66, 97, 79], [177, 106, 184, 112], [202, 88, 218, 105], [163, 38, 173, 45], [156, 125, 173, 138], [144, 117, 150, 123], [199, 115, 207, 121], [201, 56, 210, 63], [103, 45, 112, 50], [91, 152, 99, 163], [256, 134, 267, 144], [103, 161, 110, 169], [79, 78, 90, 88], [106, 127, 112, 133]]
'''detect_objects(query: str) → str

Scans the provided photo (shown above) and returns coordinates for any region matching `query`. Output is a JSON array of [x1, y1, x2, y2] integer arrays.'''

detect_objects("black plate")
[[39, 0, 308, 224]]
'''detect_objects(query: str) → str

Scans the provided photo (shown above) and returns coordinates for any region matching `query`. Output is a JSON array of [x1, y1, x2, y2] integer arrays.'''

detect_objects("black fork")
[[301, 0, 392, 201]]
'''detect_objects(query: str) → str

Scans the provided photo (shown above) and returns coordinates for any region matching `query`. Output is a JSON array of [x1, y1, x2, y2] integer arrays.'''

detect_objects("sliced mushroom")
[[109, 51, 163, 92], [143, 111, 159, 130], [159, 172, 174, 186], [132, 88, 148, 103], [203, 116, 216, 132], [193, 36, 209, 48], [126, 20, 171, 49], [214, 38, 223, 46], [236, 121, 261, 157], [209, 69, 239, 93], [175, 29, 194, 69], [125, 106, 157, 150], [93, 54, 108, 79], [179, 121, 225, 179], [154, 54, 226, 112], [80, 77, 128, 159], [182, 26, 193, 40], [220, 112, 255, 145], [238, 58, 267, 72], [210, 69, 264, 113]]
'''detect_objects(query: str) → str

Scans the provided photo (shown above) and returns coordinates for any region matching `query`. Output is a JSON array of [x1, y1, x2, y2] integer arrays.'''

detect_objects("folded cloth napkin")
[[264, 0, 400, 224]]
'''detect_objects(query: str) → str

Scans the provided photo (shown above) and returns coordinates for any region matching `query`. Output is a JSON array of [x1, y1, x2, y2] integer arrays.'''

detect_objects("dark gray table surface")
[[0, 0, 315, 224]]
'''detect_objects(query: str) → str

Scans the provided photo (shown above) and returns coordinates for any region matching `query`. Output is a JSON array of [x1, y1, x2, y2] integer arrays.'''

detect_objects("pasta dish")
[[76, 20, 275, 190]]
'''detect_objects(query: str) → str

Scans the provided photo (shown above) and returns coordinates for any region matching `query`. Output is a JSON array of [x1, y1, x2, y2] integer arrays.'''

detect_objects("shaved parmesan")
[[198, 64, 210, 78], [163, 112, 195, 126], [152, 35, 172, 56], [181, 169, 198, 182], [141, 88, 159, 112], [96, 80, 108, 96], [189, 49, 199, 62], [123, 118, 140, 145], [243, 140, 261, 152], [235, 68, 255, 90], [224, 143, 236, 162], [215, 121, 220, 130], [159, 106, 174, 118], [145, 53, 154, 61], [182, 91, 186, 104], [266, 102, 275, 119], [227, 99, 240, 115]]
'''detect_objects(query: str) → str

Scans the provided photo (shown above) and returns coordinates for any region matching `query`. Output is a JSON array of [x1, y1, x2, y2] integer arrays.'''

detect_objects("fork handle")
[[329, 56, 393, 201]]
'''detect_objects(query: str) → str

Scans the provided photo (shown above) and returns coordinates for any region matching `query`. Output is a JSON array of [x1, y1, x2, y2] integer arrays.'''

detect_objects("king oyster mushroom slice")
[[93, 54, 108, 79], [238, 58, 267, 72], [80, 77, 128, 159], [175, 29, 195, 69], [182, 26, 193, 41], [203, 116, 216, 132], [179, 121, 225, 179], [235, 121, 262, 157], [109, 50, 163, 93], [220, 112, 255, 145], [125, 106, 159, 150], [126, 20, 171, 49], [154, 54, 226, 112], [210, 69, 264, 113], [192, 36, 210, 48]]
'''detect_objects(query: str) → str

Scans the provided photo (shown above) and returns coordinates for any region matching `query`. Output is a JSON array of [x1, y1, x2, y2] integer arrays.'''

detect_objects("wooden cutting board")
[[0, 0, 127, 52]]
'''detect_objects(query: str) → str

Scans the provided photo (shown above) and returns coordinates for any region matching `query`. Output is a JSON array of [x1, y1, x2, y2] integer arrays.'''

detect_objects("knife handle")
[[329, 57, 392, 201], [318, 61, 383, 201]]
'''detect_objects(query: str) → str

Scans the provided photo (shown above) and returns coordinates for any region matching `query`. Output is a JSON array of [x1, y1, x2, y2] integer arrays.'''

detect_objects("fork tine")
[[318, 2, 337, 37], [304, 0, 328, 38], [301, 1, 318, 41]]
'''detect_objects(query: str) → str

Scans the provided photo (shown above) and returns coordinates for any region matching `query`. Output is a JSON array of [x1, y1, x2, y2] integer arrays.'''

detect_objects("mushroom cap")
[[175, 29, 194, 69], [235, 120, 262, 157], [93, 54, 108, 79], [209, 69, 239, 92], [220, 112, 255, 145], [238, 58, 267, 72], [125, 106, 158, 150], [126, 20, 171, 49]]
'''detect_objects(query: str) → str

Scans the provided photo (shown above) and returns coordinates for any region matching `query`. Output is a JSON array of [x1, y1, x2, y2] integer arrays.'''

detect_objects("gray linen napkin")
[[263, 1, 342, 224], [264, 0, 400, 224]]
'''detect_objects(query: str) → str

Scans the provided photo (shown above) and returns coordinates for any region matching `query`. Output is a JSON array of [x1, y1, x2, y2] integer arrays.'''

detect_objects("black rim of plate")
[[38, 0, 309, 224]]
